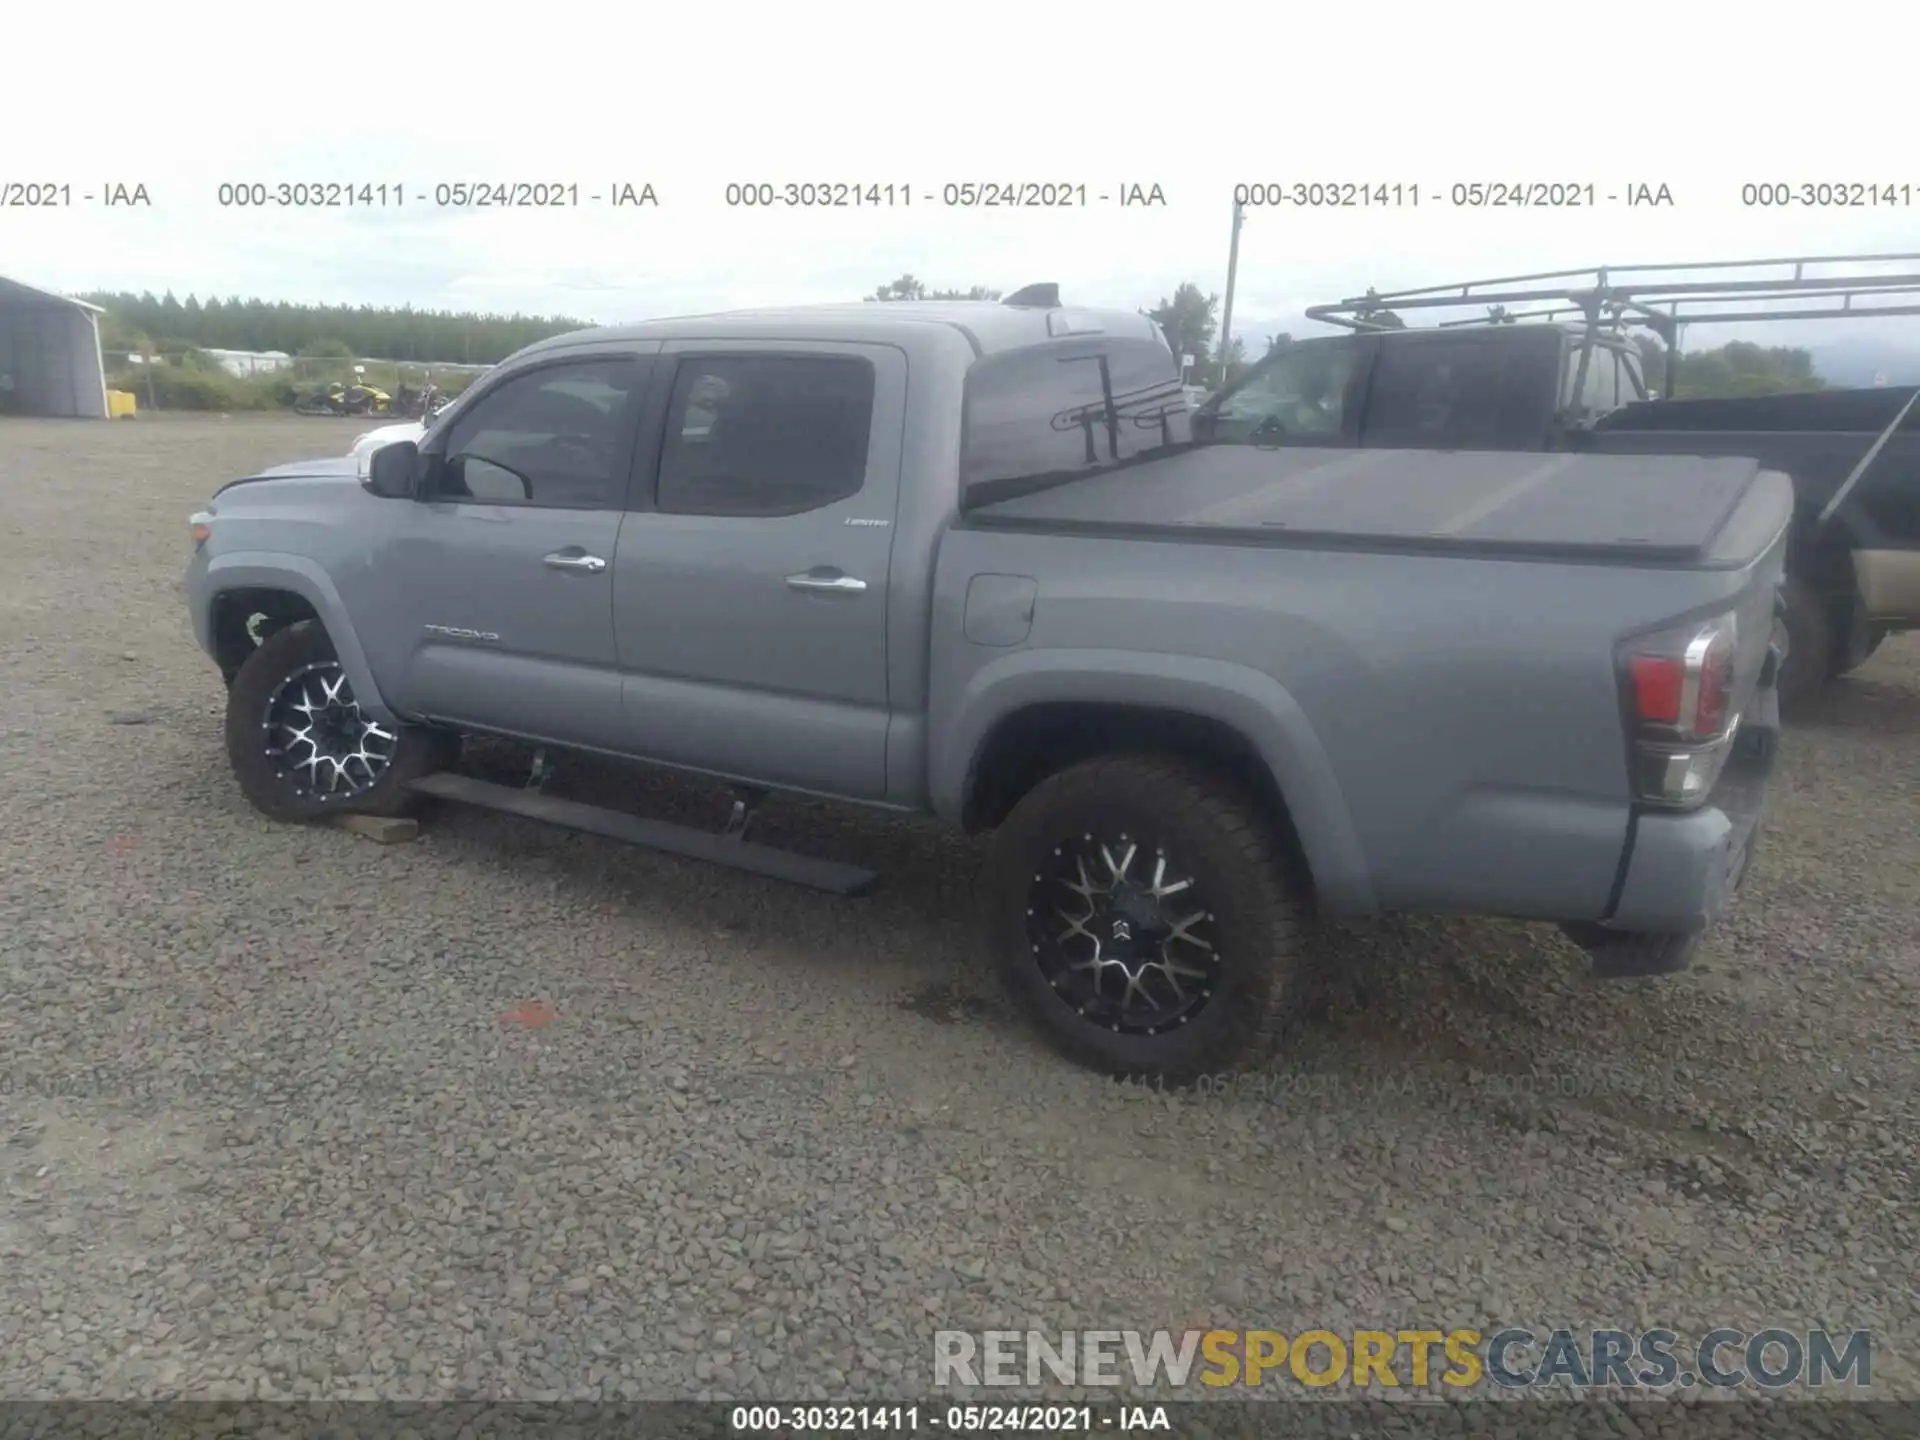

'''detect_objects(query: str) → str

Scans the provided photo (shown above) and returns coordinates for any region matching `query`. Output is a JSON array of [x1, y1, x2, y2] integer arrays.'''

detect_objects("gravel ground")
[[0, 414, 1915, 1406]]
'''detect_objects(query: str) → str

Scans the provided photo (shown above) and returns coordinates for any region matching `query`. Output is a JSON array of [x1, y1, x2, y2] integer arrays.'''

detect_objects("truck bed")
[[1584, 391, 1920, 522], [1598, 386, 1920, 434], [965, 446, 1765, 565]]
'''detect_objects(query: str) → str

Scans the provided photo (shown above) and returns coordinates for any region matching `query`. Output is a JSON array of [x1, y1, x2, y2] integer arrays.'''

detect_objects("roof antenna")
[[1003, 283, 1060, 308]]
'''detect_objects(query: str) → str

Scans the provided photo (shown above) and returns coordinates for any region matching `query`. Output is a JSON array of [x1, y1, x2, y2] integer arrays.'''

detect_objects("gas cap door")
[[963, 573, 1038, 647]]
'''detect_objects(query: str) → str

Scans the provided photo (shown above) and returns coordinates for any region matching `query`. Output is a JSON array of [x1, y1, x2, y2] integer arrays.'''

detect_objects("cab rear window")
[[961, 339, 1189, 501], [1360, 334, 1558, 450]]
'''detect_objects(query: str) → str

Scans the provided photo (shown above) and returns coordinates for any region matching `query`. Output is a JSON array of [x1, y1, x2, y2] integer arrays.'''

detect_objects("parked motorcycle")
[[294, 381, 392, 417], [392, 380, 446, 419]]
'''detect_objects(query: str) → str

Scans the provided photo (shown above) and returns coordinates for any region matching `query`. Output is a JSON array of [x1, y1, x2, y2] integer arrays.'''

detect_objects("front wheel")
[[223, 621, 454, 821], [982, 755, 1309, 1082]]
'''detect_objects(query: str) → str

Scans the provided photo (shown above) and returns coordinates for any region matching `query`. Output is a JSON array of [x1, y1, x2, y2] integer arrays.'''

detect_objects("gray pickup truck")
[[185, 288, 1789, 1079]]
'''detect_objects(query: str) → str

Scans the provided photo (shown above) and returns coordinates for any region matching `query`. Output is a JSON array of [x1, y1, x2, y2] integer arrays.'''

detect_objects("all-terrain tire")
[[982, 753, 1309, 1083], [1776, 576, 1832, 709], [224, 621, 454, 822], [1832, 632, 1886, 677], [1828, 606, 1888, 679]]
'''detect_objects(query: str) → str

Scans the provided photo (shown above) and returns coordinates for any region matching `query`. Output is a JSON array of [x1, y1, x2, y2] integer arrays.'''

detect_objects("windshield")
[[1201, 341, 1358, 444]]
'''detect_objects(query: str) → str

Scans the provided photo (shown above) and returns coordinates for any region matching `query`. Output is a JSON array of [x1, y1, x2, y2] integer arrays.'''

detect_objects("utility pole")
[[1218, 200, 1245, 388]]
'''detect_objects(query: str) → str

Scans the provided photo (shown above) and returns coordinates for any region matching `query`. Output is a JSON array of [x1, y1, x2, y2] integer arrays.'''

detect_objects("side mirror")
[[365, 440, 420, 498]]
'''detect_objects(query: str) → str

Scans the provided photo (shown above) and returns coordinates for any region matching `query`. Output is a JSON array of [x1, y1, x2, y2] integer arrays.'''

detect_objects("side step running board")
[[405, 772, 881, 897]]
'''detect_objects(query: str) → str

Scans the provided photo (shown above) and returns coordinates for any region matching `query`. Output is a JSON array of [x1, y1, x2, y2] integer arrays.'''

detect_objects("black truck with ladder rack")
[[1192, 254, 1920, 702]]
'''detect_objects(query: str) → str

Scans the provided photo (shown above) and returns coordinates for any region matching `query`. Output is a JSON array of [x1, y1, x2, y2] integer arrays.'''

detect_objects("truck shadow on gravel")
[[431, 741, 1715, 1116], [444, 741, 1577, 1055], [270, 655, 1905, 1194]]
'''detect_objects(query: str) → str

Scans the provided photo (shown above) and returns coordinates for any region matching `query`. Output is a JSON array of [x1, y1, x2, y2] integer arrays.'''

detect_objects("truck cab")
[[1193, 323, 1648, 451]]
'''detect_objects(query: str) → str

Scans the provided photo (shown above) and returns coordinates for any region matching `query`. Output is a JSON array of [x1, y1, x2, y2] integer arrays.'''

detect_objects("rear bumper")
[[1605, 671, 1780, 936]]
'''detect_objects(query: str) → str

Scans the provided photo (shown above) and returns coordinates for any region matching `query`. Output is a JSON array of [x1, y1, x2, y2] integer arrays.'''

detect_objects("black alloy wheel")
[[261, 659, 400, 803], [1027, 830, 1223, 1037], [224, 621, 453, 821], [984, 755, 1308, 1081]]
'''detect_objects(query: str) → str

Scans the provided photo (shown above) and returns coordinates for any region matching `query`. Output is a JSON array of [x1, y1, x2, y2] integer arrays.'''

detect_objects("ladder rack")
[[1303, 254, 1920, 399]]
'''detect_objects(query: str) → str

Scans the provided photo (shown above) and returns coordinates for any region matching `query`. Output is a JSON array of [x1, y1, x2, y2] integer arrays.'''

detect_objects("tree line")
[[82, 291, 587, 366], [1635, 335, 1827, 399], [78, 279, 1833, 408]]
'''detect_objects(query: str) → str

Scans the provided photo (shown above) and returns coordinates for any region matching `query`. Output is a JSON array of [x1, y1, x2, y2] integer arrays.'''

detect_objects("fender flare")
[[933, 648, 1376, 913], [203, 552, 396, 724]]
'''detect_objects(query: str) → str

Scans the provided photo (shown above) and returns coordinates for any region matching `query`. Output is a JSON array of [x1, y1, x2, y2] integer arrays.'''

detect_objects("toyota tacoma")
[[185, 286, 1789, 1079]]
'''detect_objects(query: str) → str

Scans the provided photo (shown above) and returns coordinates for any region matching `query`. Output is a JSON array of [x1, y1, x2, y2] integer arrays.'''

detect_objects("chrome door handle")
[[785, 571, 867, 594], [544, 552, 607, 573]]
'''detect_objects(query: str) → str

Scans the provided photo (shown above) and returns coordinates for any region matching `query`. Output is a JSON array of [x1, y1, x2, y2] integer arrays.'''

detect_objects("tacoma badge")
[[423, 624, 501, 642]]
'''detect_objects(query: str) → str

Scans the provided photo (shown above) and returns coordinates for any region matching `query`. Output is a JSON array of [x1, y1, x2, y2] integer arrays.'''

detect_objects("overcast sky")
[[4, 1, 1918, 356]]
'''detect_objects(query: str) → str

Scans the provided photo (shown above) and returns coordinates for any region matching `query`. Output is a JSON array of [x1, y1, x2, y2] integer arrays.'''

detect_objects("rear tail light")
[[1628, 655, 1683, 726], [1619, 611, 1741, 808]]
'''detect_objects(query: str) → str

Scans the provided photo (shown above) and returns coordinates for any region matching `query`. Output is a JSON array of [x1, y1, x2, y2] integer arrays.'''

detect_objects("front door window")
[[434, 359, 646, 509]]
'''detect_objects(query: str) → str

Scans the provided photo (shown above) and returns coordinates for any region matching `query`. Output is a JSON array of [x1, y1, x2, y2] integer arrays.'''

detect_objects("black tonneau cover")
[[964, 446, 1763, 564], [1599, 385, 1920, 434]]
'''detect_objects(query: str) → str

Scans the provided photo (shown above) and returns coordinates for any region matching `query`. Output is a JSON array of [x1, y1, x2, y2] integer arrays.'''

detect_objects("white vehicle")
[[349, 420, 427, 474]]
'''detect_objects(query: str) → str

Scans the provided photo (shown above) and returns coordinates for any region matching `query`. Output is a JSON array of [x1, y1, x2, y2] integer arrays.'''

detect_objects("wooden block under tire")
[[332, 813, 419, 844]]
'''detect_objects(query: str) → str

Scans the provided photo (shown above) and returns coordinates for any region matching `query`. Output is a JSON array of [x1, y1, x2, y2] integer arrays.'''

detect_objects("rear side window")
[[1360, 335, 1553, 449], [962, 339, 1189, 496], [655, 355, 875, 517]]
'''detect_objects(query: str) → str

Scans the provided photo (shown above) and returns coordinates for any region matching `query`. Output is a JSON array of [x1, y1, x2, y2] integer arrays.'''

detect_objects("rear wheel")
[[1837, 632, 1887, 675], [1828, 604, 1888, 678], [1776, 576, 1832, 708], [224, 621, 454, 822], [982, 754, 1308, 1082]]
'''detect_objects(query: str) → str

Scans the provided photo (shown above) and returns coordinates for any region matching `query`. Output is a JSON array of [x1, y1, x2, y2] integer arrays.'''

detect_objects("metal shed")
[[0, 276, 108, 418]]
